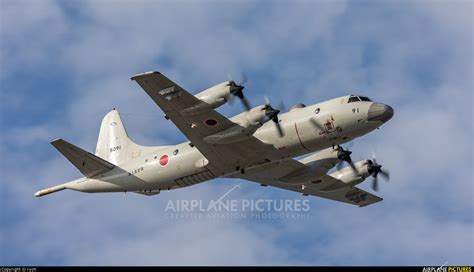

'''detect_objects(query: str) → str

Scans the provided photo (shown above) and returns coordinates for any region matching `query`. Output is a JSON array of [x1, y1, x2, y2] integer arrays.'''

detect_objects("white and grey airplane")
[[35, 71, 394, 207]]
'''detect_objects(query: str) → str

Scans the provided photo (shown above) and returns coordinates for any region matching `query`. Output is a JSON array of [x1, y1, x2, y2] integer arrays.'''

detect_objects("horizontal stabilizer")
[[51, 139, 115, 178]]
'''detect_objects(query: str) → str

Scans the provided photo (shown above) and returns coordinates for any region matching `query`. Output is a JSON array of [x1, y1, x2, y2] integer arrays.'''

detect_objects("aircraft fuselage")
[[65, 96, 393, 194]]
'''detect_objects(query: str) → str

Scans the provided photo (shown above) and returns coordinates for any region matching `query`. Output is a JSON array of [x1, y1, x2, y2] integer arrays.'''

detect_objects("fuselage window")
[[314, 108, 320, 114], [348, 96, 360, 103]]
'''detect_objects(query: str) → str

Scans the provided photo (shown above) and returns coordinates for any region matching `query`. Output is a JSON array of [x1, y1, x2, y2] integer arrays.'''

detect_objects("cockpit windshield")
[[348, 95, 372, 103], [348, 96, 360, 103]]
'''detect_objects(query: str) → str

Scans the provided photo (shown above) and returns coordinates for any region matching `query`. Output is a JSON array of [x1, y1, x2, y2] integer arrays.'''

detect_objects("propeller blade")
[[262, 96, 284, 138], [367, 151, 390, 191], [241, 97, 252, 111], [336, 160, 343, 170], [274, 121, 284, 137], [372, 176, 379, 191], [264, 95, 270, 106], [336, 145, 358, 174], [272, 106, 285, 137], [239, 72, 248, 85], [227, 92, 236, 104], [379, 169, 390, 180], [228, 80, 252, 111], [278, 101, 286, 112], [268, 108, 284, 137], [347, 160, 358, 174], [336, 160, 357, 174], [309, 118, 325, 132]]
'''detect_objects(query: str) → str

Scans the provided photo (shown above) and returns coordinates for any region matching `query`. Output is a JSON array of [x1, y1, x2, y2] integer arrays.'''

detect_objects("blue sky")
[[1, 0, 473, 266]]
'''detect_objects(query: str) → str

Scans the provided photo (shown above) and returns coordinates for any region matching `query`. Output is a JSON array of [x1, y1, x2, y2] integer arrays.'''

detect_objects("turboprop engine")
[[321, 158, 389, 191], [203, 104, 281, 144], [192, 80, 251, 112], [194, 81, 234, 109], [330, 160, 372, 185], [279, 146, 353, 184]]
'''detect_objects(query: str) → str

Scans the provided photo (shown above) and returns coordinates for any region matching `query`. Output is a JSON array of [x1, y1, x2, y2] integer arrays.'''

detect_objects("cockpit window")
[[348, 95, 372, 103], [348, 96, 360, 103]]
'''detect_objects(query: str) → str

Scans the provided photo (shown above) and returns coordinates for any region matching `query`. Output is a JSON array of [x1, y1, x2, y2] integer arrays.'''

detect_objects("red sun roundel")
[[159, 155, 169, 166]]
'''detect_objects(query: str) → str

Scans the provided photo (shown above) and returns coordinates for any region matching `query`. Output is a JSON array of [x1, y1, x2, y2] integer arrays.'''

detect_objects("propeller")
[[263, 95, 284, 137], [367, 154, 390, 191], [227, 73, 251, 111], [226, 74, 284, 137], [309, 118, 326, 132], [336, 145, 358, 174]]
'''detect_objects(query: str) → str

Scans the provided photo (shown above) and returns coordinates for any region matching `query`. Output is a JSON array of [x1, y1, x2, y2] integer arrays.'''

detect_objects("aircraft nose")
[[367, 103, 394, 123]]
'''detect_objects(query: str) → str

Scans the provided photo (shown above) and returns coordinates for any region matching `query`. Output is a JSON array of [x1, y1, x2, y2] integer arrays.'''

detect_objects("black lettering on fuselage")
[[110, 145, 121, 152]]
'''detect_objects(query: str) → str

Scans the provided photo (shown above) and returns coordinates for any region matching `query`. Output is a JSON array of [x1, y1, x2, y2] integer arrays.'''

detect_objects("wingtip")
[[130, 71, 161, 81], [50, 137, 65, 143], [50, 138, 65, 147]]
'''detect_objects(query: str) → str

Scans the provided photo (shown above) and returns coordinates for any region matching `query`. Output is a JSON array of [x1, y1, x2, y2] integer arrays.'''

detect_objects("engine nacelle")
[[203, 105, 272, 144], [320, 160, 372, 191], [232, 104, 274, 127], [194, 81, 232, 109]]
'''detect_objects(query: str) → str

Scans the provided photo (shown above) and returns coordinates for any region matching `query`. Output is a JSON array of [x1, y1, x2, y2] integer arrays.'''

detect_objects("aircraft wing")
[[233, 161, 382, 207], [131, 71, 275, 174]]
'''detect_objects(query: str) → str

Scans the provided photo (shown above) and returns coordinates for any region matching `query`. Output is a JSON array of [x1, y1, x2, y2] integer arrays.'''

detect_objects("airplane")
[[35, 71, 394, 207]]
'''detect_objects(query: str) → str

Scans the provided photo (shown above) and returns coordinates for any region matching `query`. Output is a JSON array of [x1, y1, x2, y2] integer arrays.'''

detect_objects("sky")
[[1, 0, 473, 266]]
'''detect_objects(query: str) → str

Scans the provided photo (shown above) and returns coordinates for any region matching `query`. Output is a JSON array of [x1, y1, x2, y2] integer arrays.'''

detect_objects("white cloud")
[[0, 0, 68, 78]]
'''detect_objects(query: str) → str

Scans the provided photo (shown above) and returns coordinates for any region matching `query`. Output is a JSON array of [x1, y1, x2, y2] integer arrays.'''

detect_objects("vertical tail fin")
[[34, 109, 168, 197], [95, 109, 152, 165]]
